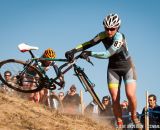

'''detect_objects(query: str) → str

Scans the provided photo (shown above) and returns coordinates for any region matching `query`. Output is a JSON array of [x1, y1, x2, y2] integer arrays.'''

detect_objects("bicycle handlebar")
[[58, 52, 93, 75], [32, 52, 93, 88]]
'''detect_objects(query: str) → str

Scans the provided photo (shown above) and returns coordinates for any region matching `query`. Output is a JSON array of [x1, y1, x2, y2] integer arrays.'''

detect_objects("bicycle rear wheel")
[[0, 59, 44, 93], [75, 68, 105, 111]]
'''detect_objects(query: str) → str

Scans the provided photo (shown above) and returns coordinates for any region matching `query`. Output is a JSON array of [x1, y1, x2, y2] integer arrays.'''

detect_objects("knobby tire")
[[0, 59, 44, 93]]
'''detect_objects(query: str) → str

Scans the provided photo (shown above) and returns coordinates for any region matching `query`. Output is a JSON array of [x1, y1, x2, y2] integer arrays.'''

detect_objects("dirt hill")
[[0, 91, 114, 130]]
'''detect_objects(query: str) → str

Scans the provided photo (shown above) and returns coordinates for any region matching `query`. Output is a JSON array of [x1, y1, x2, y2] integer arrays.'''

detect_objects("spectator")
[[30, 92, 40, 103], [141, 94, 160, 130], [55, 91, 65, 109], [58, 92, 65, 102], [0, 70, 13, 93], [48, 91, 59, 109], [84, 100, 99, 116], [4, 71, 12, 81], [120, 100, 131, 129], [84, 96, 114, 118], [100, 95, 113, 117], [63, 84, 81, 114], [99, 96, 115, 125]]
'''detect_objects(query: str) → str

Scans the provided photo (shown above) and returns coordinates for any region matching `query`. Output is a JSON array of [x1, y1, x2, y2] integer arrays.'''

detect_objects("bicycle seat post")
[[29, 50, 35, 58]]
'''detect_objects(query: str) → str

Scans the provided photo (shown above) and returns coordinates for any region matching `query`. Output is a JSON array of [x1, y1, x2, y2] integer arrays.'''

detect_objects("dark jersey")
[[63, 93, 81, 107], [75, 31, 131, 70], [141, 105, 160, 127]]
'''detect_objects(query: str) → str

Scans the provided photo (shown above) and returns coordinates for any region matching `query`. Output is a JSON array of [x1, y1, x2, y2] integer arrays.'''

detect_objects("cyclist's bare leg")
[[125, 81, 142, 130], [125, 82, 137, 118], [109, 86, 123, 126]]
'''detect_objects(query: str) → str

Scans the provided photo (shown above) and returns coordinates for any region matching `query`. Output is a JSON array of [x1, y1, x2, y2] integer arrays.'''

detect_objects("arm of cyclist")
[[82, 40, 123, 59], [65, 31, 124, 60], [91, 33, 124, 59], [65, 32, 106, 61]]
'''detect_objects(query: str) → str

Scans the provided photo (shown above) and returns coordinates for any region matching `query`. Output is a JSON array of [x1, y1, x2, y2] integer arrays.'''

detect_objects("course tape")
[[98, 109, 160, 119]]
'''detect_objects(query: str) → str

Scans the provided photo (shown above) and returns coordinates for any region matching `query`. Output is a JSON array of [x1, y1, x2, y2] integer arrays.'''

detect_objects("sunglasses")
[[70, 89, 76, 92], [5, 74, 11, 77], [105, 28, 116, 31]]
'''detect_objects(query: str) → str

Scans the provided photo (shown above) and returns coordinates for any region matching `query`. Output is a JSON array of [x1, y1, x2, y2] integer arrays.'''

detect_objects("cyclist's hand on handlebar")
[[80, 51, 94, 66], [65, 49, 77, 62], [80, 51, 91, 59]]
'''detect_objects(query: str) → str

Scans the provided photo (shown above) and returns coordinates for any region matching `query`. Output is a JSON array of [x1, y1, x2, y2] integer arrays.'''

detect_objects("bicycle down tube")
[[74, 65, 105, 111], [58, 54, 105, 111]]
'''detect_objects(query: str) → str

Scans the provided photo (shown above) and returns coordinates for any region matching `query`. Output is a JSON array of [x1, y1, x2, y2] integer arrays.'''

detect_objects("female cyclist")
[[65, 13, 142, 129]]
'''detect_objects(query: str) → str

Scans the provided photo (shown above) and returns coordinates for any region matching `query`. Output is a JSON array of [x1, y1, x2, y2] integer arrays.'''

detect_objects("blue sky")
[[0, 0, 160, 112]]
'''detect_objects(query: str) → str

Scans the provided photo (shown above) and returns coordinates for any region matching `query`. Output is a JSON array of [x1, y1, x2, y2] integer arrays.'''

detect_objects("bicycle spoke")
[[0, 59, 43, 93]]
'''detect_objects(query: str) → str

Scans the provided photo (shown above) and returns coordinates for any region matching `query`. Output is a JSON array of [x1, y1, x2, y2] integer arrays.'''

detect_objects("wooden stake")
[[80, 90, 84, 115], [145, 91, 149, 130]]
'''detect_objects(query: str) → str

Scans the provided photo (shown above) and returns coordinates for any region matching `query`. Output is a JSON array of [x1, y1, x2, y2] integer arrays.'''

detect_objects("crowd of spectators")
[[0, 70, 160, 129]]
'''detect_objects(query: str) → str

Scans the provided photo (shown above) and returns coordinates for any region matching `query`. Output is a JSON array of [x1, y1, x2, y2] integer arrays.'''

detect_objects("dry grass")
[[0, 91, 115, 130]]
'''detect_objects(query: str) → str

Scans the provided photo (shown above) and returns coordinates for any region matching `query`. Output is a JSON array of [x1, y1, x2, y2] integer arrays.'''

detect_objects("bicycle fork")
[[74, 66, 105, 111]]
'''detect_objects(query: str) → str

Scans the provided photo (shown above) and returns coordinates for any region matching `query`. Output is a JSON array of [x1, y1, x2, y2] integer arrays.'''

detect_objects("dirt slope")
[[0, 91, 114, 130]]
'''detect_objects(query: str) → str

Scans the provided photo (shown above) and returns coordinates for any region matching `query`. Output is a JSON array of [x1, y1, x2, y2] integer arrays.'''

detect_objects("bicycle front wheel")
[[48, 93, 63, 110], [0, 59, 44, 93]]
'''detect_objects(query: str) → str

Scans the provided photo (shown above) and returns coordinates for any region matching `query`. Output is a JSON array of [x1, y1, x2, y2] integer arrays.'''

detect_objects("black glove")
[[80, 51, 91, 59], [65, 49, 77, 62]]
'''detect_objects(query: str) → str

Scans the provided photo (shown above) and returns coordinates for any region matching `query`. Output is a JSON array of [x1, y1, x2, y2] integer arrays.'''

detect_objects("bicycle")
[[0, 43, 65, 93], [0, 43, 105, 110], [56, 53, 105, 111]]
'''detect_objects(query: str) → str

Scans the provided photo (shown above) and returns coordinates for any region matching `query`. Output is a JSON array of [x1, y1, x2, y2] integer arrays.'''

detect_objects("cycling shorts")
[[107, 67, 137, 89]]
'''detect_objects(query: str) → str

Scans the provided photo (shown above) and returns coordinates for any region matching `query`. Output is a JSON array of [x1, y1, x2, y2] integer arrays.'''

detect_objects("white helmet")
[[103, 13, 121, 28]]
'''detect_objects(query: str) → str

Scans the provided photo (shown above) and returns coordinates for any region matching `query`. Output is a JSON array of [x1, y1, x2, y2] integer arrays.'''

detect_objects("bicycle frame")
[[58, 55, 105, 111], [0, 45, 104, 110], [21, 50, 67, 89]]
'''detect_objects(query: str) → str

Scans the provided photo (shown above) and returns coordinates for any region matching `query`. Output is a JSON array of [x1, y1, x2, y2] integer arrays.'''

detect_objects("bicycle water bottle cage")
[[18, 43, 39, 52]]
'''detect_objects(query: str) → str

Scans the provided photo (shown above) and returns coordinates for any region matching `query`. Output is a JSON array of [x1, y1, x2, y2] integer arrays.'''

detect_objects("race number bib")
[[113, 41, 123, 49]]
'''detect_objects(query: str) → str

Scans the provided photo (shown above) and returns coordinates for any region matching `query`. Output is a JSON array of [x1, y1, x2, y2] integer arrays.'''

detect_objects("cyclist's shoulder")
[[92, 31, 107, 42], [94, 31, 125, 41], [113, 32, 125, 41], [114, 32, 124, 39], [97, 31, 107, 39]]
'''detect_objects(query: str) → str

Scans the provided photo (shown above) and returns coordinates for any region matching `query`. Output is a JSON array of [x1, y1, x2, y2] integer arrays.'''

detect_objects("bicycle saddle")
[[18, 43, 39, 52]]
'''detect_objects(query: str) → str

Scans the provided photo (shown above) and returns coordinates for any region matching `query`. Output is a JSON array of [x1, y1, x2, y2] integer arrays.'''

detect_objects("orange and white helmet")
[[43, 48, 56, 58], [103, 13, 121, 28]]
